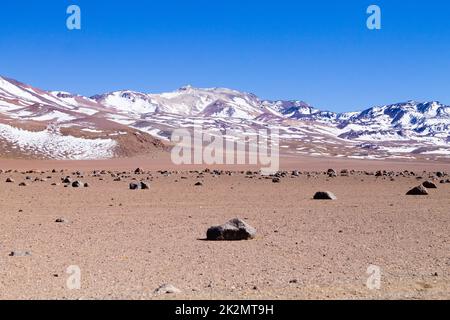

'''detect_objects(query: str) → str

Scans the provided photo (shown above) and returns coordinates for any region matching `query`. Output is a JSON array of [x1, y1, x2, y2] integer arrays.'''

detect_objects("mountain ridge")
[[0, 75, 449, 160]]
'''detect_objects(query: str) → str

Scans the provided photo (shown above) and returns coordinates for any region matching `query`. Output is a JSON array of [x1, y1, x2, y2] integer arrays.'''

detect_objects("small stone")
[[55, 218, 69, 223], [129, 182, 140, 190], [19, 182, 28, 186], [313, 191, 337, 200], [62, 177, 71, 184], [406, 185, 429, 195], [140, 182, 149, 190], [9, 251, 32, 257], [194, 181, 203, 186], [422, 181, 437, 189], [6, 177, 14, 183], [327, 169, 337, 177], [153, 284, 181, 295], [272, 177, 281, 183], [72, 181, 83, 188]]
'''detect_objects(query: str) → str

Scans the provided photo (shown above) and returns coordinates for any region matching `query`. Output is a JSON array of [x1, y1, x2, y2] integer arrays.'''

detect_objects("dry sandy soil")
[[0, 154, 449, 300]]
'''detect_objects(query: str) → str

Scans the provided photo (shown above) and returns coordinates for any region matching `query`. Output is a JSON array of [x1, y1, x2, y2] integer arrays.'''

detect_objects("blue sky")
[[1, 0, 449, 112]]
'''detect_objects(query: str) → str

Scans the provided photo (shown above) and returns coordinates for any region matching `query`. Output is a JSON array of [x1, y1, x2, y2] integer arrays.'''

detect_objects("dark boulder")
[[422, 181, 437, 189], [72, 181, 83, 188], [207, 218, 257, 241], [129, 182, 140, 190], [313, 191, 337, 200], [406, 185, 429, 195]]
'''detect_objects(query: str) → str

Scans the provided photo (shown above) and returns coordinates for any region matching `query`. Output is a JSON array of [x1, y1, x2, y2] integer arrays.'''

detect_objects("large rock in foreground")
[[207, 218, 256, 241]]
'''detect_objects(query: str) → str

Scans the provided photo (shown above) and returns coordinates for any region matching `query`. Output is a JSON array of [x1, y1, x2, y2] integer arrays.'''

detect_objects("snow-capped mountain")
[[0, 77, 163, 159], [0, 75, 449, 160], [92, 85, 264, 119]]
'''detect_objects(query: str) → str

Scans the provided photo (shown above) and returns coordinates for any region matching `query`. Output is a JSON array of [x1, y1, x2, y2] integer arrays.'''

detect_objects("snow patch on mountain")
[[0, 123, 117, 159]]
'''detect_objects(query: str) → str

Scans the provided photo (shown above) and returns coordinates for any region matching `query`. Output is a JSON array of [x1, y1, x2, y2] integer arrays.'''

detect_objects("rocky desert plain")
[[0, 154, 449, 300]]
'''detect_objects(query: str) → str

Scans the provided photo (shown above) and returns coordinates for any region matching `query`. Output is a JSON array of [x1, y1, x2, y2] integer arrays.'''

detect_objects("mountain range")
[[0, 76, 448, 161]]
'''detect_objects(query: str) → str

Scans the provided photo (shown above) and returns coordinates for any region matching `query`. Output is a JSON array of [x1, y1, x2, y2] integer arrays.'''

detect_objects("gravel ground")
[[0, 163, 449, 300]]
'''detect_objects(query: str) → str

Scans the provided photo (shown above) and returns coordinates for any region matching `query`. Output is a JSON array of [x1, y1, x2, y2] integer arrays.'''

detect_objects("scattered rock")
[[340, 169, 349, 176], [62, 177, 71, 184], [153, 284, 181, 295], [406, 185, 429, 196], [313, 191, 337, 200], [272, 177, 281, 183], [129, 182, 140, 190], [207, 218, 257, 241], [9, 251, 32, 257], [327, 169, 337, 177], [72, 181, 83, 188], [422, 181, 437, 189], [129, 182, 150, 190]]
